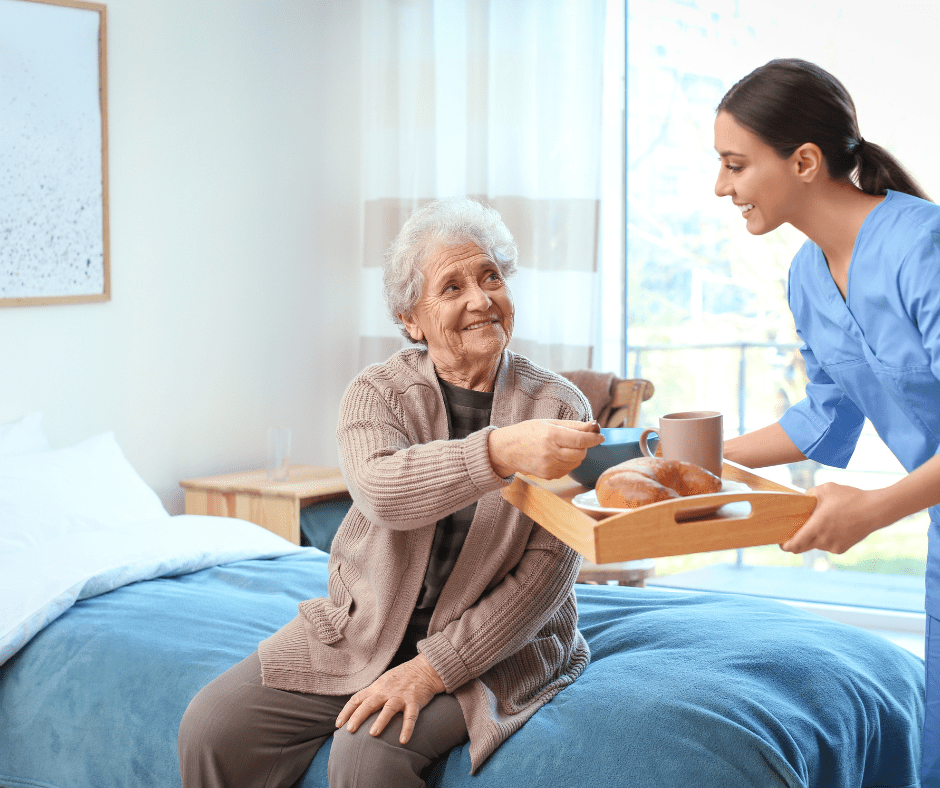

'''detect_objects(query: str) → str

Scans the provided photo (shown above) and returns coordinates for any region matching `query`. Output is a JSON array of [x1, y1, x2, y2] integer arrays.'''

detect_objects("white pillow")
[[0, 412, 50, 456], [0, 431, 168, 543]]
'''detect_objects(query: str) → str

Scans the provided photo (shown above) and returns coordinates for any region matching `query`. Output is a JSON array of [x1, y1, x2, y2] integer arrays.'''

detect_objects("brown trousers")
[[178, 652, 469, 788]]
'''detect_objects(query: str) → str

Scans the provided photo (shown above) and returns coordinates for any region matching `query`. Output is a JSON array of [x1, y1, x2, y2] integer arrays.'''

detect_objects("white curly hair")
[[383, 198, 518, 343]]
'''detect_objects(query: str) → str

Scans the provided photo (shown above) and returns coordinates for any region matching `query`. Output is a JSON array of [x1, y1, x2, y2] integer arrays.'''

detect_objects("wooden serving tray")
[[500, 460, 816, 564]]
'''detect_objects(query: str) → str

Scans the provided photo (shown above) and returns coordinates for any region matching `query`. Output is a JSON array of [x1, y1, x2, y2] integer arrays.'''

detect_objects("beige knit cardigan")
[[259, 347, 592, 772]]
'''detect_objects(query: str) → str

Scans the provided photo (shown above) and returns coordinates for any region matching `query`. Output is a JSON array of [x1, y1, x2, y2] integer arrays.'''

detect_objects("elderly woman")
[[179, 198, 603, 788]]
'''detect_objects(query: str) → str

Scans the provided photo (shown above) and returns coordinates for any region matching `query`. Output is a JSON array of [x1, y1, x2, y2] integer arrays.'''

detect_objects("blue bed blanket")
[[0, 550, 925, 788]]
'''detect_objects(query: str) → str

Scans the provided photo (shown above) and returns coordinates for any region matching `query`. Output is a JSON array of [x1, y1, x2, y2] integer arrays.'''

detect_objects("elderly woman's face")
[[401, 242, 514, 379]]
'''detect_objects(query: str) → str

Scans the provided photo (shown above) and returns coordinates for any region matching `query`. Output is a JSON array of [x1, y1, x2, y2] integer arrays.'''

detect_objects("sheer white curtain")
[[358, 0, 609, 372]]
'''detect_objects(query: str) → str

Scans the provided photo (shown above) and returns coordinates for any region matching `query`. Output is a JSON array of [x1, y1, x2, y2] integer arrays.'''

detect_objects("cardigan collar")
[[411, 347, 516, 429]]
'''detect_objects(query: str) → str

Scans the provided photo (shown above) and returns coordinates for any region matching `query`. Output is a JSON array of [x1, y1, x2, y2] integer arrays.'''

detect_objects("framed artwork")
[[0, 0, 109, 307]]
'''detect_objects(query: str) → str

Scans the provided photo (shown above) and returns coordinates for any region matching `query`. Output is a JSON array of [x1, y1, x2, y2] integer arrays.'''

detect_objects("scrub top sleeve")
[[901, 231, 940, 385], [778, 339, 865, 469]]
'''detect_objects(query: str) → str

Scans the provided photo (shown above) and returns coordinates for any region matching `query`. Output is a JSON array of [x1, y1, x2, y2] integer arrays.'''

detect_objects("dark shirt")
[[392, 377, 494, 665]]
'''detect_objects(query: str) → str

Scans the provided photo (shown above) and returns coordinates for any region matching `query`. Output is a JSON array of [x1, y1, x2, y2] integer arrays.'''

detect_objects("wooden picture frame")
[[0, 0, 109, 307]]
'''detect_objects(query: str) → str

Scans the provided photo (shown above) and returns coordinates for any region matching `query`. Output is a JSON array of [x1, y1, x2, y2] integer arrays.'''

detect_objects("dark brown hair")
[[718, 58, 930, 201]]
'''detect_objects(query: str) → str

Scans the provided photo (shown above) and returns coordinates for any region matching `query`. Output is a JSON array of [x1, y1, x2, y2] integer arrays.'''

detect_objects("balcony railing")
[[626, 341, 802, 437], [625, 340, 813, 569]]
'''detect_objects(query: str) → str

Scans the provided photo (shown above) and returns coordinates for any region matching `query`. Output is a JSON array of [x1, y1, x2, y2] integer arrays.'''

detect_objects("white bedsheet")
[[1, 514, 305, 665]]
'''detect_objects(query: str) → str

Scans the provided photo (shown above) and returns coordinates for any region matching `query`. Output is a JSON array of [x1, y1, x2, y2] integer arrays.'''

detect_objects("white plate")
[[572, 479, 751, 520]]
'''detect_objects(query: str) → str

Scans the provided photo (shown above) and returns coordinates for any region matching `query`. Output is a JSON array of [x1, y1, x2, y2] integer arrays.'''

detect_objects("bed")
[[0, 414, 926, 788]]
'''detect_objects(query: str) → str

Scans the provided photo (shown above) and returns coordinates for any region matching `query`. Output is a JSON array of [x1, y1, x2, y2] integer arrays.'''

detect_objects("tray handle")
[[593, 490, 816, 563]]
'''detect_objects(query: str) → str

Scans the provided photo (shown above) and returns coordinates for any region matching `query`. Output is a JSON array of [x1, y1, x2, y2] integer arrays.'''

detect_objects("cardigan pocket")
[[299, 563, 356, 645], [299, 598, 350, 645], [515, 633, 564, 681], [497, 633, 565, 713]]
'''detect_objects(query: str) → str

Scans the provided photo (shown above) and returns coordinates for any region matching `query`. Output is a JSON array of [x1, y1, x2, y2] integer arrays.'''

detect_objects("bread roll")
[[596, 457, 721, 509]]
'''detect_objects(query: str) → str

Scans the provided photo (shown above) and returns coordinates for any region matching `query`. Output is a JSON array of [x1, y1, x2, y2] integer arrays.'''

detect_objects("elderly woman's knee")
[[178, 684, 243, 767], [328, 696, 466, 788], [178, 655, 263, 769], [328, 719, 421, 788]]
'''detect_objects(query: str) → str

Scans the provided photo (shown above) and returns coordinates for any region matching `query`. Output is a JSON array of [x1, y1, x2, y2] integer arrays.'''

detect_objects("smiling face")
[[713, 111, 807, 236], [400, 242, 514, 391]]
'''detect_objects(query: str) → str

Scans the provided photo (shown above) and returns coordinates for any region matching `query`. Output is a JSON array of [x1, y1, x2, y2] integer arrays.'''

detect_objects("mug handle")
[[639, 429, 658, 458]]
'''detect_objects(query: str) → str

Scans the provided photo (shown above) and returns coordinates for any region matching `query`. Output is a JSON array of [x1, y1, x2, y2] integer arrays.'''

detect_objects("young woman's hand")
[[487, 419, 603, 479], [782, 452, 940, 555], [781, 482, 888, 554], [335, 653, 446, 744]]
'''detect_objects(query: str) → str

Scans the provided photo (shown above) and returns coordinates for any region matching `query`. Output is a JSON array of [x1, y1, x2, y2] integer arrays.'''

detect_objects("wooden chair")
[[602, 378, 655, 428], [576, 376, 657, 587]]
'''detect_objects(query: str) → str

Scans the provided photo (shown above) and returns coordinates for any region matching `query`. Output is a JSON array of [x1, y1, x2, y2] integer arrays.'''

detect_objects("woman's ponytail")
[[719, 59, 932, 203], [855, 139, 931, 201]]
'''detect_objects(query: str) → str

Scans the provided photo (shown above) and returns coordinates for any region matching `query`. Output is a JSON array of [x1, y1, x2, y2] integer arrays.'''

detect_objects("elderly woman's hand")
[[336, 653, 446, 744], [487, 419, 603, 480]]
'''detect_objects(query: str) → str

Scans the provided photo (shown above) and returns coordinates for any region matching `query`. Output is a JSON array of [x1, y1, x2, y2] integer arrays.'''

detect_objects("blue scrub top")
[[778, 190, 940, 610]]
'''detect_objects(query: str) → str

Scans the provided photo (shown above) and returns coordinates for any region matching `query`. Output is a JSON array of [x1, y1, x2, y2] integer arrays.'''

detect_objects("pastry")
[[595, 457, 721, 509]]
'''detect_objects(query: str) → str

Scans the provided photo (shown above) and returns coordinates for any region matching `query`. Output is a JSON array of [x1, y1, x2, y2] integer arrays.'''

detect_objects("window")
[[604, 0, 940, 608]]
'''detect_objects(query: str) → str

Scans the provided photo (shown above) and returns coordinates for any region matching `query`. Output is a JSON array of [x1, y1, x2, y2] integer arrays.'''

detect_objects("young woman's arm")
[[726, 422, 940, 554], [782, 452, 940, 554], [723, 422, 807, 468], [784, 230, 940, 555]]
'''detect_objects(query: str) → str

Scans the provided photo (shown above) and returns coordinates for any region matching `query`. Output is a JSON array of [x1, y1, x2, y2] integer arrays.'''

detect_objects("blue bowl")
[[569, 427, 659, 488]]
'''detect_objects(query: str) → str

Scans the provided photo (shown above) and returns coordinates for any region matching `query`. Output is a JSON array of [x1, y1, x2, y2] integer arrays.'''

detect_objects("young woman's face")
[[713, 111, 803, 236]]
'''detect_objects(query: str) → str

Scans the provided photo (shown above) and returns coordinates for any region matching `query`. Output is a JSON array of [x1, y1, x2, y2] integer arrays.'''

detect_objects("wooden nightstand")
[[180, 465, 350, 545]]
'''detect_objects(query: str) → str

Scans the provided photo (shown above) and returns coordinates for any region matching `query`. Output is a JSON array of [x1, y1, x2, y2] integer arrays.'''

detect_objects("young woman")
[[713, 58, 940, 784]]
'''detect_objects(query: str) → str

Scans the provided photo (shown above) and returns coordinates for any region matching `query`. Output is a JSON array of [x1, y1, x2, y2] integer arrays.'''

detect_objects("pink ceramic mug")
[[639, 411, 723, 477]]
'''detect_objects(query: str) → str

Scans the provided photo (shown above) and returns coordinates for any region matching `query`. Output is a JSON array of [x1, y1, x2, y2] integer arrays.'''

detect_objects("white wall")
[[0, 0, 363, 512]]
